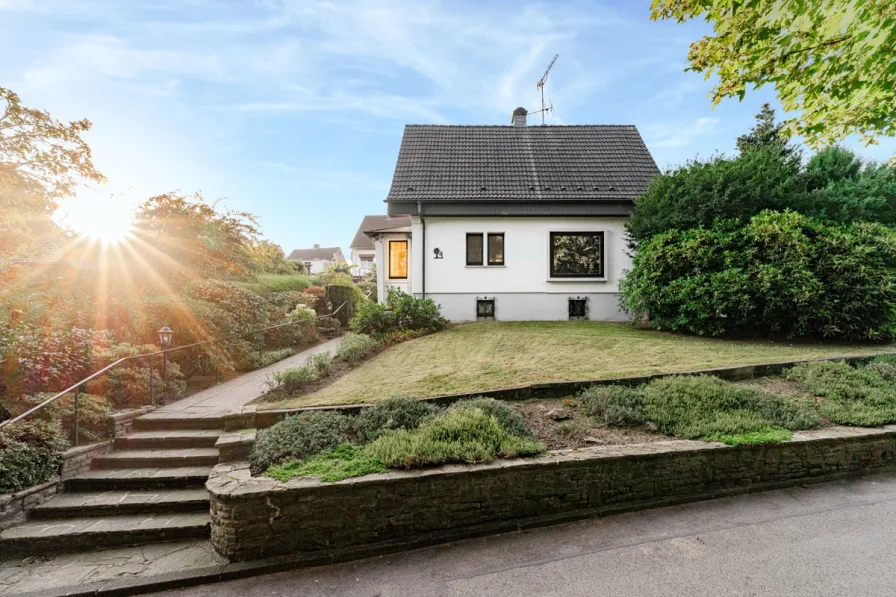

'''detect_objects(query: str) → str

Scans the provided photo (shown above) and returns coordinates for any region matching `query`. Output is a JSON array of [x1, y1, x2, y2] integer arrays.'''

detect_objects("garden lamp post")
[[157, 325, 173, 404]]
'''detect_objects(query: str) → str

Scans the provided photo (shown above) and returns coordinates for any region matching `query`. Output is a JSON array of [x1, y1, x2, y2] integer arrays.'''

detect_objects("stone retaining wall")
[[0, 441, 113, 531], [209, 425, 896, 562]]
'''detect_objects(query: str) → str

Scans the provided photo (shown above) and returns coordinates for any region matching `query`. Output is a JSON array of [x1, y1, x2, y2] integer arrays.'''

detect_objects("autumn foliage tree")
[[0, 87, 105, 261]]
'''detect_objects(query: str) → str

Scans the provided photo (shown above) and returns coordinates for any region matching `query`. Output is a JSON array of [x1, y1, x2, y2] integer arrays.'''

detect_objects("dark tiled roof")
[[287, 247, 343, 261], [350, 215, 412, 249], [386, 125, 659, 203]]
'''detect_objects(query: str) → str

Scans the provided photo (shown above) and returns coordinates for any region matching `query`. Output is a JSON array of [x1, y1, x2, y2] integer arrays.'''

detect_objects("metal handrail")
[[0, 302, 347, 432]]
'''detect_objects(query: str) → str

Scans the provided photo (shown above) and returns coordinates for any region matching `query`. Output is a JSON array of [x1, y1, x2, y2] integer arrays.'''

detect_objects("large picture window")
[[389, 240, 408, 279], [550, 232, 604, 278], [466, 233, 484, 266], [487, 233, 504, 266]]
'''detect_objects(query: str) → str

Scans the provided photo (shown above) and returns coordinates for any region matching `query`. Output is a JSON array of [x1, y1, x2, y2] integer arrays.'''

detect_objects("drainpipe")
[[417, 201, 425, 299]]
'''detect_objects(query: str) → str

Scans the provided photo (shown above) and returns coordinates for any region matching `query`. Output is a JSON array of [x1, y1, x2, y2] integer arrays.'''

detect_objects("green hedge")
[[621, 210, 896, 340]]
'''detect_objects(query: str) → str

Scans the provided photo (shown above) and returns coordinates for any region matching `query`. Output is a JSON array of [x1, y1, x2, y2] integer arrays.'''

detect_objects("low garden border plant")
[[250, 397, 546, 482]]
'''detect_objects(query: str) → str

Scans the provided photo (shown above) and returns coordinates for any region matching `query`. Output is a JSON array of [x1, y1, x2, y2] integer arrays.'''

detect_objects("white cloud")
[[647, 117, 720, 148]]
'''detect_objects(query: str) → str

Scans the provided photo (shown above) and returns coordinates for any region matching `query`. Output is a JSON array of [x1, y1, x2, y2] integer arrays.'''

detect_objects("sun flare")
[[61, 195, 135, 244]]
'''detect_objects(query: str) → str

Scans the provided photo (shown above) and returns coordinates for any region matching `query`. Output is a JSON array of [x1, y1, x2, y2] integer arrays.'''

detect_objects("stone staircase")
[[0, 414, 226, 556]]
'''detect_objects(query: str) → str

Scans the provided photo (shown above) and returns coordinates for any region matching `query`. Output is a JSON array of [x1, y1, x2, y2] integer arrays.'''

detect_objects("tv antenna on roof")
[[531, 53, 559, 125]]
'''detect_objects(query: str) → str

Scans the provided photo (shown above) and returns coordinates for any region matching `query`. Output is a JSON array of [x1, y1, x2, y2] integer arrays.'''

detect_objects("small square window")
[[569, 297, 587, 320], [477, 299, 495, 320]]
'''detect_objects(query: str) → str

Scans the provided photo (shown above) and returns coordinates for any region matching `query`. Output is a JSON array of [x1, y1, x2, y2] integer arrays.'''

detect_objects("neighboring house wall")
[[408, 216, 631, 322], [351, 250, 376, 278], [305, 259, 330, 275]]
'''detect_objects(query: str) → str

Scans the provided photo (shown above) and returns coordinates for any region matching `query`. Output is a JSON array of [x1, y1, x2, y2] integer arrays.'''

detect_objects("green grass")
[[265, 321, 890, 409], [239, 274, 312, 294], [263, 444, 388, 482]]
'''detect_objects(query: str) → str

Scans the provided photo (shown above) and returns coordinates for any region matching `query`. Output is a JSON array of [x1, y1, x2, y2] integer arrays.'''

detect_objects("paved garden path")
[[157, 336, 342, 415]]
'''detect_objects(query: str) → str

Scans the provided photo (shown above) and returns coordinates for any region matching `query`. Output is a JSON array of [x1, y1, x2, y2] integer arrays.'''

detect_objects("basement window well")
[[568, 297, 588, 320], [476, 298, 495, 320]]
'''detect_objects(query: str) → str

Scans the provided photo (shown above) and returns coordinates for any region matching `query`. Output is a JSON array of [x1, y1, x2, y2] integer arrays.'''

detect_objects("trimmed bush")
[[0, 421, 68, 493], [325, 284, 360, 326], [366, 407, 545, 468], [249, 411, 355, 474], [621, 210, 896, 340], [263, 444, 387, 483], [451, 397, 536, 439], [337, 332, 380, 363], [245, 348, 297, 370], [267, 365, 316, 394], [353, 396, 440, 441], [308, 352, 333, 377], [350, 301, 396, 336], [788, 361, 896, 426], [580, 386, 646, 427], [24, 393, 113, 445]]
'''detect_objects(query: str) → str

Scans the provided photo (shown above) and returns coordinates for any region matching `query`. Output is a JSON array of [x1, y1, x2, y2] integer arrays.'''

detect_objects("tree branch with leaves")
[[651, 0, 896, 156]]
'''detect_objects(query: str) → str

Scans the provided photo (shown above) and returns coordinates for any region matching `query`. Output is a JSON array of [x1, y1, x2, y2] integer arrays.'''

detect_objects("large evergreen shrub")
[[620, 211, 896, 340]]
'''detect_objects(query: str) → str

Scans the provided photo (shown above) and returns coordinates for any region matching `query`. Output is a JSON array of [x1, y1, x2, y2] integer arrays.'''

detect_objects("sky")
[[2, 0, 894, 258]]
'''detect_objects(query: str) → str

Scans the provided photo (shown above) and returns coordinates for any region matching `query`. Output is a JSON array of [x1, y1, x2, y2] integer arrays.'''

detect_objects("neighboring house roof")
[[350, 215, 412, 249], [287, 246, 343, 261], [384, 124, 659, 216]]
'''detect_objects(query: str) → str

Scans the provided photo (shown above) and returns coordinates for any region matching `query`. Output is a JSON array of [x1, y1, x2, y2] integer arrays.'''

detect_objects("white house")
[[287, 244, 345, 274], [365, 108, 659, 322], [349, 215, 411, 279]]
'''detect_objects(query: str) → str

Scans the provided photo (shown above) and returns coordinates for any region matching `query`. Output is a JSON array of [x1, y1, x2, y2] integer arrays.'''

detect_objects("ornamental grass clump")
[[788, 360, 896, 426], [366, 407, 545, 468]]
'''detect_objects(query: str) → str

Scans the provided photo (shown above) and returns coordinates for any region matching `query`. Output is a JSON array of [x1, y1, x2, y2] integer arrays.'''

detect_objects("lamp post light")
[[157, 325, 173, 404]]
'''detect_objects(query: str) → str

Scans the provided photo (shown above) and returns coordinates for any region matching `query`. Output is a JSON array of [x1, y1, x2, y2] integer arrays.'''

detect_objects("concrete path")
[[157, 337, 342, 414], [145, 473, 896, 597]]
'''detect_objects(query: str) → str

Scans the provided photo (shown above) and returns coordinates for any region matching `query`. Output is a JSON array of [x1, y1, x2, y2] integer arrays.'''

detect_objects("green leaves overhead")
[[651, 0, 896, 157]]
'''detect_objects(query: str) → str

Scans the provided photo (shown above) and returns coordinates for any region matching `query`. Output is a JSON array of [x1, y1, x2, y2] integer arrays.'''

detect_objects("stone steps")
[[3, 408, 229, 557], [0, 512, 211, 556], [114, 430, 222, 450], [134, 414, 229, 431], [30, 488, 210, 519], [92, 448, 220, 470], [65, 466, 214, 491]]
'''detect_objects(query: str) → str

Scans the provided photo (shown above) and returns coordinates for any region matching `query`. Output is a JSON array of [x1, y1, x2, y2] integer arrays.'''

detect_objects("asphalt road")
[[150, 474, 896, 597]]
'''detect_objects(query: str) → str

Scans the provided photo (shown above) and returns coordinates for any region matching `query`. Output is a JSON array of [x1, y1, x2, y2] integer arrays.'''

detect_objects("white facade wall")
[[304, 259, 329, 275], [408, 216, 632, 322]]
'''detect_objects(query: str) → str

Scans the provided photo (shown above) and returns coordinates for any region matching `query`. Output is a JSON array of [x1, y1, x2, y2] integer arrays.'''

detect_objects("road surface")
[[149, 473, 896, 597]]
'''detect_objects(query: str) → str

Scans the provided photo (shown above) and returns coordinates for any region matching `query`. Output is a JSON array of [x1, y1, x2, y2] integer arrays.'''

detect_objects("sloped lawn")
[[264, 321, 892, 409]]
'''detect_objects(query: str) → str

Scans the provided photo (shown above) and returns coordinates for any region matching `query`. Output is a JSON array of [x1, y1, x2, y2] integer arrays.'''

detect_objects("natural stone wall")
[[108, 405, 155, 438], [59, 441, 113, 479], [209, 425, 896, 562], [0, 480, 59, 531]]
